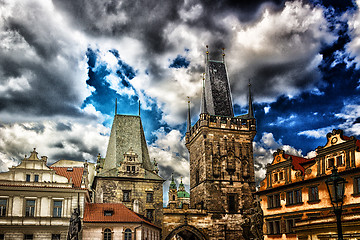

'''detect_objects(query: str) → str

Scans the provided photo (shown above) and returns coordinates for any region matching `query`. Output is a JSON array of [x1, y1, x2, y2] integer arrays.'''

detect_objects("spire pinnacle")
[[248, 80, 254, 118], [200, 73, 207, 114], [206, 45, 209, 62], [187, 97, 191, 133], [115, 98, 117, 115], [222, 48, 225, 63], [138, 99, 141, 116]]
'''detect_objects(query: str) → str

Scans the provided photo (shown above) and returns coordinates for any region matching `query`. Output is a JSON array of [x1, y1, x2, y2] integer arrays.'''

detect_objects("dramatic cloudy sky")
[[1, 0, 360, 200]]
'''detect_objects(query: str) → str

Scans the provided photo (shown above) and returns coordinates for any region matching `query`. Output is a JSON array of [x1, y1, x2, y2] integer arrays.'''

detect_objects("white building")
[[0, 149, 90, 240]]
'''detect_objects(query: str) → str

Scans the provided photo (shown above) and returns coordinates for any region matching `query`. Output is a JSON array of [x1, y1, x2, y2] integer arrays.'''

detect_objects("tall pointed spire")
[[138, 99, 141, 116], [248, 80, 254, 119], [115, 98, 117, 115], [200, 73, 207, 114], [187, 97, 191, 133]]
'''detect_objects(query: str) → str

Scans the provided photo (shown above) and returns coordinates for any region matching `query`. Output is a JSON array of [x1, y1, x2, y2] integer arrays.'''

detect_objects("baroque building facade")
[[257, 129, 360, 240], [162, 52, 261, 240], [0, 149, 91, 240]]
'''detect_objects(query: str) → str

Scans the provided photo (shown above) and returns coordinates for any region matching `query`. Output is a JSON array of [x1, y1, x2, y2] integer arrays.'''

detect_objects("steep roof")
[[50, 167, 84, 188], [204, 60, 234, 117], [101, 115, 153, 174], [83, 203, 160, 228], [283, 153, 314, 175]]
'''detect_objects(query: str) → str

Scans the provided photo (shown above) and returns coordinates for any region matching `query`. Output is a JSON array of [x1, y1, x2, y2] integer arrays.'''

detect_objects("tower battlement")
[[186, 113, 256, 144]]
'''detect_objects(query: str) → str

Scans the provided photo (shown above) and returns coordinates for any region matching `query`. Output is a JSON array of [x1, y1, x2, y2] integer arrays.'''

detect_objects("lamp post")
[[325, 167, 347, 240]]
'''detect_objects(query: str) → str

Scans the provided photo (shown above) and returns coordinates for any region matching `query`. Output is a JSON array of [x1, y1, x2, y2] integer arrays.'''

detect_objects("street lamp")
[[325, 167, 347, 240]]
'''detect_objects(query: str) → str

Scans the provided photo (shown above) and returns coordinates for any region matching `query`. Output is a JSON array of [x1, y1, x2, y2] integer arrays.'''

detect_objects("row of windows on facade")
[[103, 228, 132, 240], [103, 228, 159, 240], [25, 174, 39, 182], [266, 218, 299, 235], [0, 199, 62, 217], [122, 191, 153, 203], [267, 176, 360, 208], [195, 169, 248, 185], [0, 234, 61, 240], [268, 187, 318, 208], [272, 156, 344, 183]]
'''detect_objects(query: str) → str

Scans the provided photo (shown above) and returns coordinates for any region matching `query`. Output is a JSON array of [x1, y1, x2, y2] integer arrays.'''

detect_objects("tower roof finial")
[[115, 98, 118, 115], [222, 48, 225, 63], [138, 99, 141, 116], [187, 97, 191, 133], [248, 79, 254, 119], [206, 45, 209, 62]]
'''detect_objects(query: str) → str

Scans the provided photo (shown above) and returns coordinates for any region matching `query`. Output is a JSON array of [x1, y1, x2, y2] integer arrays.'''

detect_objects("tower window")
[[195, 170, 200, 185], [172, 195, 175, 201], [123, 191, 131, 202], [227, 194, 237, 213], [146, 192, 153, 203], [146, 209, 154, 221]]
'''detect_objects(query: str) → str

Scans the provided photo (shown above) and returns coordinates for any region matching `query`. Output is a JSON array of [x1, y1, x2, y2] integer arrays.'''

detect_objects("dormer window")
[[67, 167, 73, 172], [328, 158, 335, 169], [104, 210, 114, 216]]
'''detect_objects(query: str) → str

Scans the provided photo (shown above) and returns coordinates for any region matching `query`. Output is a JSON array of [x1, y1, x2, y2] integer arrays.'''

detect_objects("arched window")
[[124, 228, 132, 240], [104, 228, 112, 240], [172, 195, 175, 201]]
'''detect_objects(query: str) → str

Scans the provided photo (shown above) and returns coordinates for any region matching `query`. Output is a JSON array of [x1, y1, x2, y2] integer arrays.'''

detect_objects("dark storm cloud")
[[53, 0, 284, 54], [56, 122, 72, 131], [0, 1, 93, 120], [21, 123, 45, 134]]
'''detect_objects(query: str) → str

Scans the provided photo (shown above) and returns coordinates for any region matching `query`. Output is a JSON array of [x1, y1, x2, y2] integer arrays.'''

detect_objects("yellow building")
[[257, 129, 360, 240]]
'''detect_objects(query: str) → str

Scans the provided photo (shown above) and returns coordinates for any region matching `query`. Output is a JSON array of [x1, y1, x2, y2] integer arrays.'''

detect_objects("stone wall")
[[95, 177, 163, 227]]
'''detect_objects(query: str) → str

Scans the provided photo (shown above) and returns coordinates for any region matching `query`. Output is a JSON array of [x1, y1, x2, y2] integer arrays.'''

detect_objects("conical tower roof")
[[204, 59, 234, 117], [101, 115, 153, 176]]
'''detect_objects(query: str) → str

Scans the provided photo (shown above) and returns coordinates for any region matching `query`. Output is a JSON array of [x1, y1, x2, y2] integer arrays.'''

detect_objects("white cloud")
[[0, 120, 110, 172], [298, 126, 335, 138], [254, 132, 304, 183], [345, 0, 360, 68]]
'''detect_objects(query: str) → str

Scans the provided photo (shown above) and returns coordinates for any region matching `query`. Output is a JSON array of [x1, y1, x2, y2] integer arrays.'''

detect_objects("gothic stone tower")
[[93, 114, 164, 227], [185, 55, 257, 239]]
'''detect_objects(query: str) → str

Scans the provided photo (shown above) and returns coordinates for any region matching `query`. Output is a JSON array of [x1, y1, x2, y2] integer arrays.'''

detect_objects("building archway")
[[164, 225, 208, 240]]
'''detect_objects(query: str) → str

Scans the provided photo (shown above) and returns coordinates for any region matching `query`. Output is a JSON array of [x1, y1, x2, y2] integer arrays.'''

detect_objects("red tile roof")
[[50, 167, 84, 188], [83, 203, 159, 228], [284, 154, 314, 175], [343, 135, 360, 149]]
